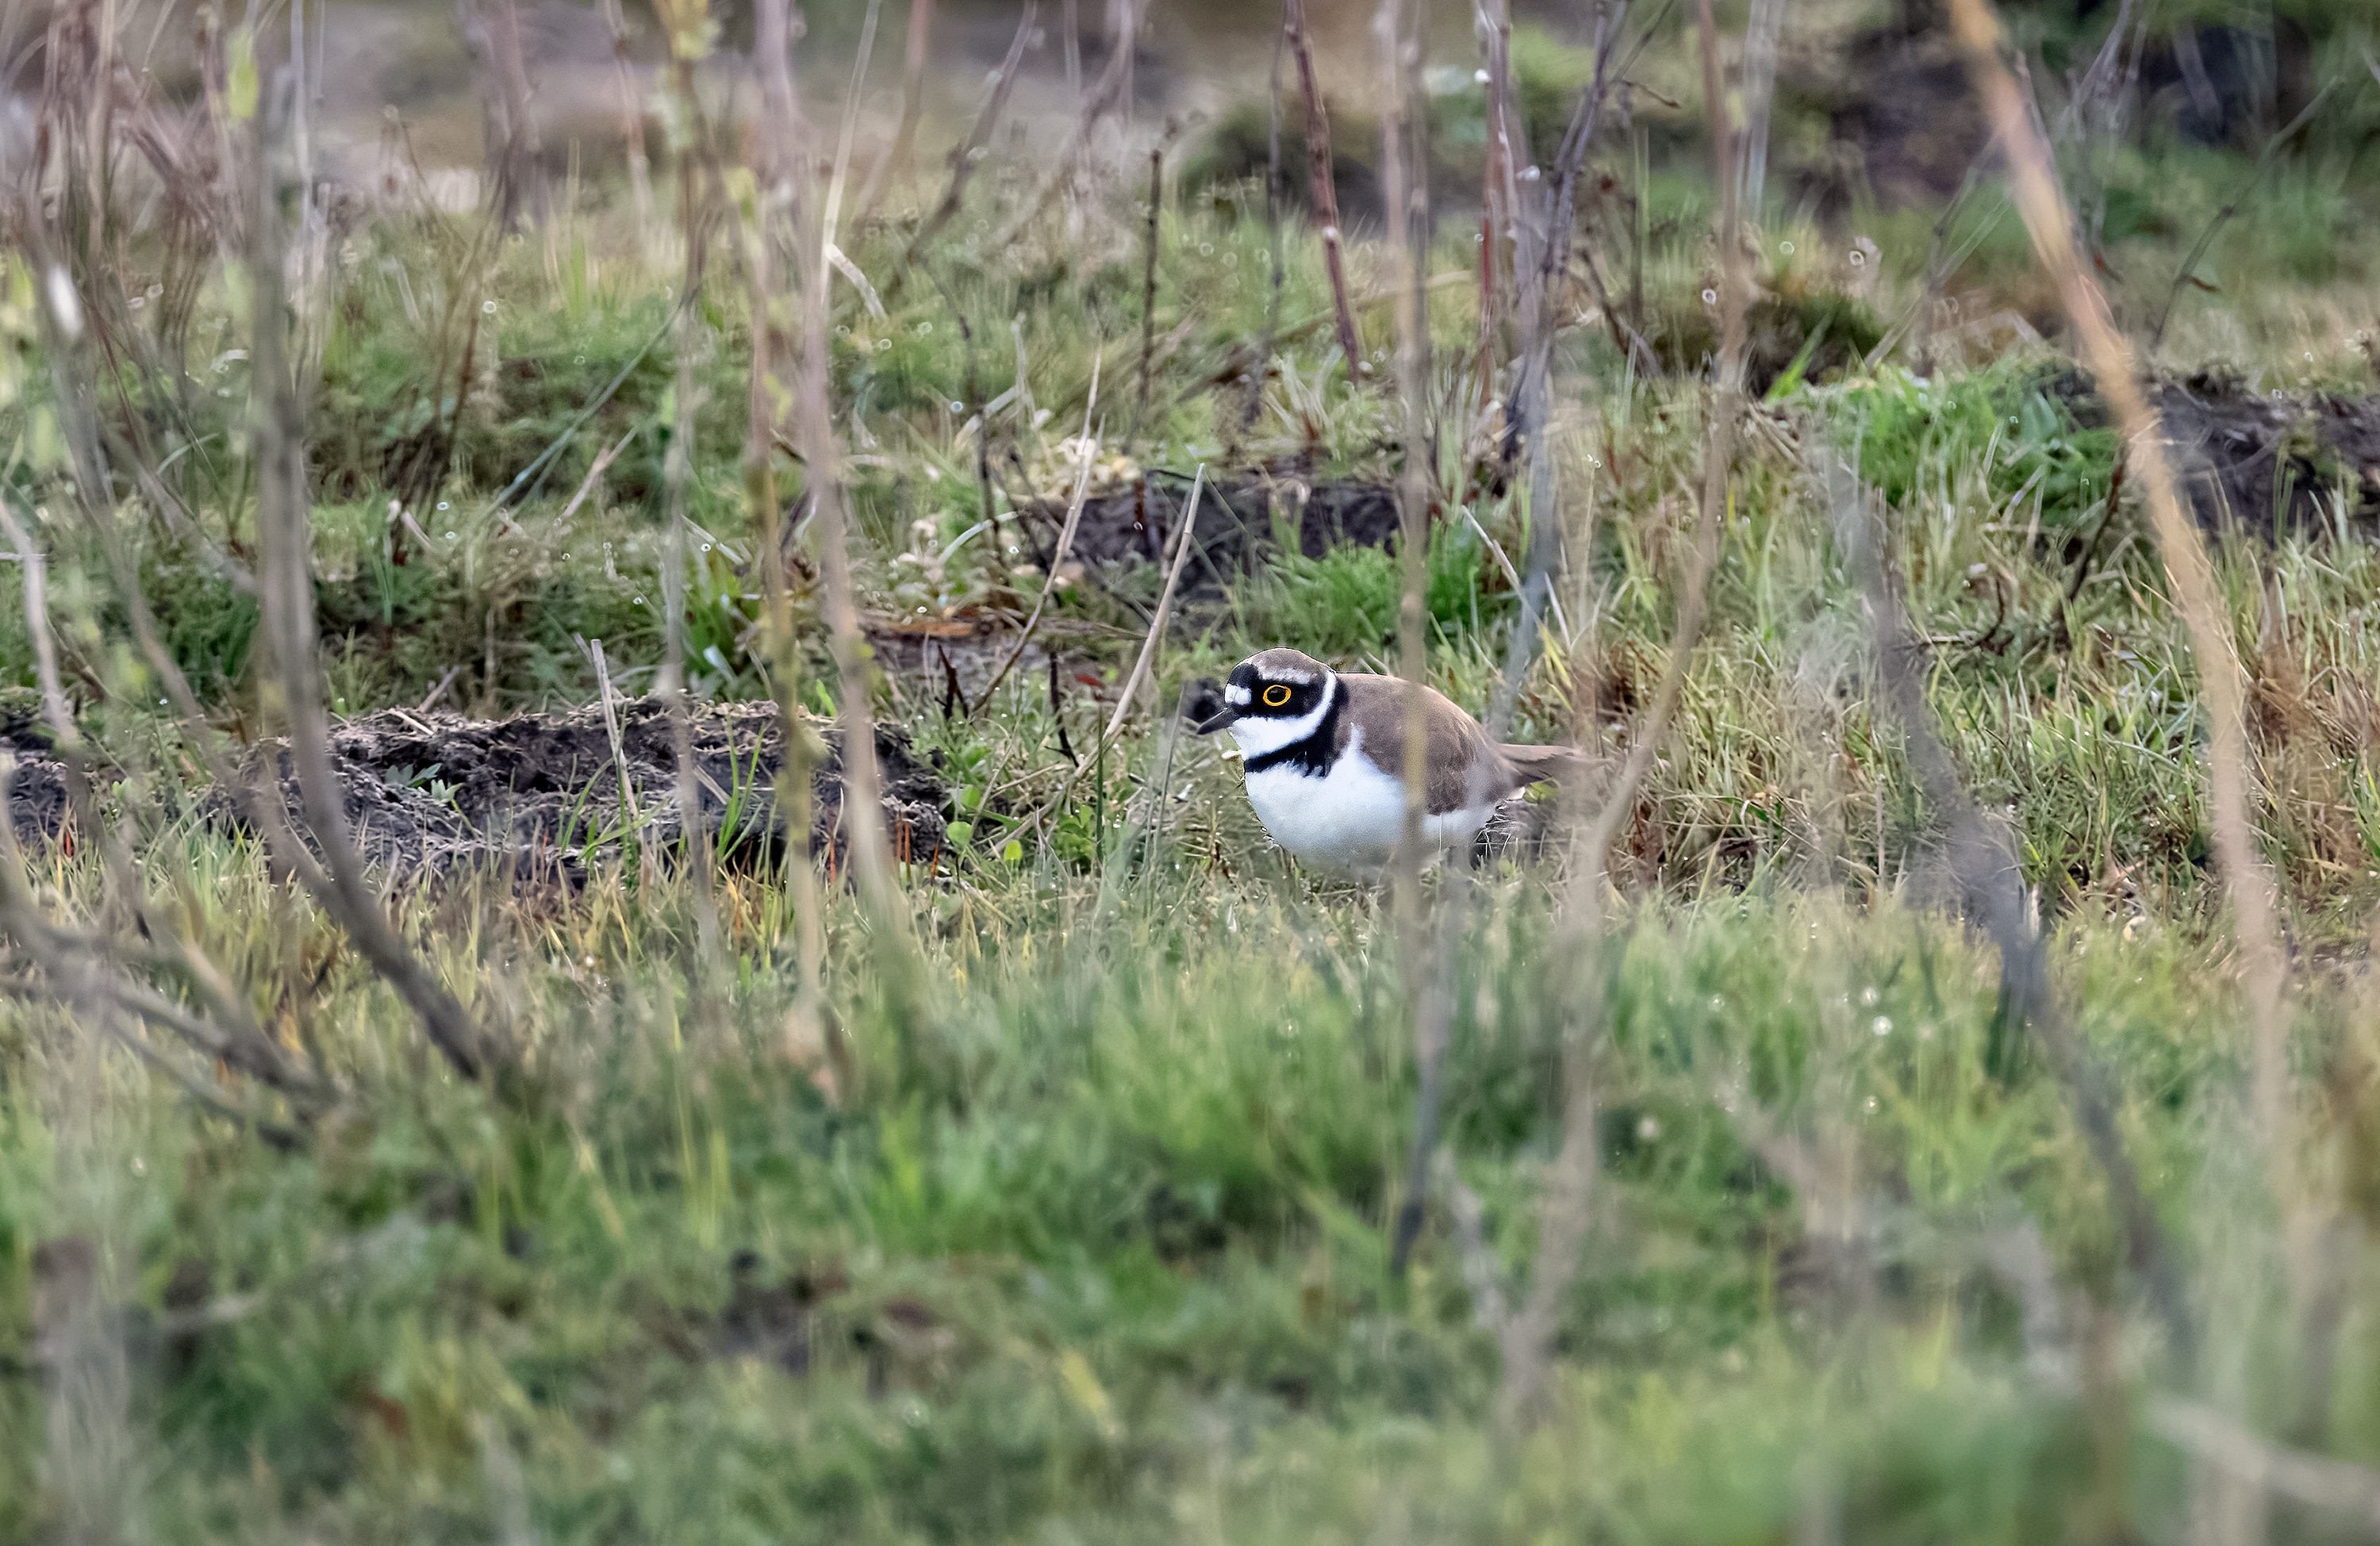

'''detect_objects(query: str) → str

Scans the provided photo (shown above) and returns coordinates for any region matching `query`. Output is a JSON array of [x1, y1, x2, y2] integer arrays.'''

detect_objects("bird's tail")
[[1499, 743, 1588, 785]]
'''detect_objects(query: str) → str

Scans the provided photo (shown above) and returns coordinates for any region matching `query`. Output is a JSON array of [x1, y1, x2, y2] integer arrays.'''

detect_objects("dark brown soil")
[[1031, 472, 1403, 599], [2, 694, 947, 875], [0, 699, 949, 877], [0, 707, 70, 848], [231, 699, 948, 877], [2155, 374, 2380, 534]]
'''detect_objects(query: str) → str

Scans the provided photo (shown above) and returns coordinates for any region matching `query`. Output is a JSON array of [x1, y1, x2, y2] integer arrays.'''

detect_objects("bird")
[[1192, 647, 1579, 877]]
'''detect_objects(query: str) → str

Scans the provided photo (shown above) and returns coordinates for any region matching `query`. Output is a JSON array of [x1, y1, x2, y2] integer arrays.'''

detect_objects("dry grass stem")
[[1825, 449, 2193, 1360], [1377, 0, 1438, 1278], [248, 98, 489, 1084], [1102, 465, 1207, 743], [1498, 0, 1748, 1427], [749, 0, 827, 1039], [798, 140, 898, 919], [854, 0, 935, 229], [1948, 0, 2294, 1270], [977, 357, 1104, 704]]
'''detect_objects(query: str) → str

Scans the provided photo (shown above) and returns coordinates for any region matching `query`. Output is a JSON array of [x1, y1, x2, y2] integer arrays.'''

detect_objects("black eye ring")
[[1262, 684, 1292, 708]]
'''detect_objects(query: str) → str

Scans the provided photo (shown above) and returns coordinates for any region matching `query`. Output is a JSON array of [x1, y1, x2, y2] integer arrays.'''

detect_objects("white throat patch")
[[1227, 671, 1338, 758]]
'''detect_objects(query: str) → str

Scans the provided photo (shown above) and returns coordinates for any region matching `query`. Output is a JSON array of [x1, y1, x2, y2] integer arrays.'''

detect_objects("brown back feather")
[[1336, 674, 1526, 814]]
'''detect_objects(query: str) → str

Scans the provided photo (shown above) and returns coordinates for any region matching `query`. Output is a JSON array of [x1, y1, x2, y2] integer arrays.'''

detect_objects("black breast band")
[[1244, 681, 1343, 777]]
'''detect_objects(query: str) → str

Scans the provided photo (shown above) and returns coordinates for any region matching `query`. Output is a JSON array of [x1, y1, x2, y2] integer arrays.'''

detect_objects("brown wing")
[[1498, 743, 1586, 785], [1338, 674, 1522, 814]]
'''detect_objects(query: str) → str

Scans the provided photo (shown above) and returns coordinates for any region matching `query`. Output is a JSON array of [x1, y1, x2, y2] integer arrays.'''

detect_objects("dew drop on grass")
[[1872, 1016, 1893, 1036], [1860, 984, 1879, 1007], [1702, 288, 1718, 305]]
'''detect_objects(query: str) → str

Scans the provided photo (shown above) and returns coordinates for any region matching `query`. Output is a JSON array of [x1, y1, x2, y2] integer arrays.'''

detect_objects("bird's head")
[[1195, 649, 1335, 752]]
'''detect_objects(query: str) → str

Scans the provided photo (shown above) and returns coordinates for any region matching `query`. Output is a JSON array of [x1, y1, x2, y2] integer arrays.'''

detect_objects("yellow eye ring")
[[1262, 684, 1292, 708]]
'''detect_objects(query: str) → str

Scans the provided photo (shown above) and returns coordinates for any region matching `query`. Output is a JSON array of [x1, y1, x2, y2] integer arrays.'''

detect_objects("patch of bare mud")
[[2155, 374, 2380, 533], [232, 699, 948, 877], [1031, 472, 1403, 600]]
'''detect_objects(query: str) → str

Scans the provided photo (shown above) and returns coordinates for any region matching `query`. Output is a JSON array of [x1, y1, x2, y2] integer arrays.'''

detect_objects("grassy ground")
[[7, 2, 2380, 1540]]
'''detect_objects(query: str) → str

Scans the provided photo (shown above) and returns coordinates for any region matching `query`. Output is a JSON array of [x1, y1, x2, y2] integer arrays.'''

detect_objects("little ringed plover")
[[1193, 647, 1578, 876]]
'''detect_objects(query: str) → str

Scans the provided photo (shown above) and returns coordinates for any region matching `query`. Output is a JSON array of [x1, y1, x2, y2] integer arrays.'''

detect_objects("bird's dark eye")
[[1262, 684, 1292, 708]]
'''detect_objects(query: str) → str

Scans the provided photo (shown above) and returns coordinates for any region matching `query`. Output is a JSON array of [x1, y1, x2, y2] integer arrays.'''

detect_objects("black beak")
[[1193, 707, 1242, 736]]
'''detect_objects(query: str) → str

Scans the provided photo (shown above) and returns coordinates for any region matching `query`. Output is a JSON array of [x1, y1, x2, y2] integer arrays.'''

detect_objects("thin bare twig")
[[2148, 82, 2335, 350], [1285, 0, 1365, 377], [904, 2, 1037, 267]]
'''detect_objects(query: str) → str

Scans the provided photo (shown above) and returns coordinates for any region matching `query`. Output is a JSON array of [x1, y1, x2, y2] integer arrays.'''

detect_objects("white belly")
[[1241, 732, 1499, 877]]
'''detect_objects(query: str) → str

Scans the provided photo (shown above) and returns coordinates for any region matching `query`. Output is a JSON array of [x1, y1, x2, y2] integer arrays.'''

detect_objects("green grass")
[[9, 842, 2355, 1544], [4, 14, 2380, 1539]]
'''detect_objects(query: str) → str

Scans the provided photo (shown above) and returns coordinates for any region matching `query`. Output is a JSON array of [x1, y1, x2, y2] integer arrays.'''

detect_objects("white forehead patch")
[[1261, 669, 1317, 685], [1224, 683, 1250, 706]]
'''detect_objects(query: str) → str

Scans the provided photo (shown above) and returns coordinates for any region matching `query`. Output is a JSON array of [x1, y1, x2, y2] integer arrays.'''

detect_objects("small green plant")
[[1243, 519, 1511, 664], [1831, 361, 2123, 536]]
